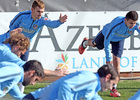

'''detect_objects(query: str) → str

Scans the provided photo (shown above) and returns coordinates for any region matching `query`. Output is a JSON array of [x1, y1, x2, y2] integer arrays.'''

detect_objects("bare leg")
[[113, 54, 120, 83]]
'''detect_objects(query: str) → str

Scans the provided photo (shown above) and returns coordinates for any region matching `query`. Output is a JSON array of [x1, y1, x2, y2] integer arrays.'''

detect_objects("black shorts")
[[92, 31, 124, 58]]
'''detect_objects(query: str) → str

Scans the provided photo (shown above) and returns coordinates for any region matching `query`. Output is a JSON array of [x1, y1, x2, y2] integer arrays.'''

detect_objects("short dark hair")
[[97, 64, 118, 80], [125, 11, 138, 21], [23, 60, 45, 78]]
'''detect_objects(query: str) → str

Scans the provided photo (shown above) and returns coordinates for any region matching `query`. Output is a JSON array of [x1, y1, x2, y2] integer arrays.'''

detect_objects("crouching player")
[[23, 64, 118, 100]]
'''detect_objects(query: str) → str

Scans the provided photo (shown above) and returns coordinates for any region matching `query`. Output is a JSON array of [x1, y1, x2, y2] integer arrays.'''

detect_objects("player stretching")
[[79, 11, 140, 97]]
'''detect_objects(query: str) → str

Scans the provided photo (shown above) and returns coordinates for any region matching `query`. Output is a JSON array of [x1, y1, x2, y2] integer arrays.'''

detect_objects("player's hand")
[[54, 68, 69, 76], [10, 28, 22, 36], [59, 13, 67, 23]]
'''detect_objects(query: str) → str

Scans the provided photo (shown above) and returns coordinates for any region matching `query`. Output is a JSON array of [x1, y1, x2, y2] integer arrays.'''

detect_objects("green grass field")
[[2, 80, 140, 100]]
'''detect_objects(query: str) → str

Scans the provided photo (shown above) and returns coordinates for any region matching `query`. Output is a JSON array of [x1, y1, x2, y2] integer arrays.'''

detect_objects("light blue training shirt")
[[0, 61, 25, 99], [101, 16, 140, 61], [0, 42, 25, 67], [31, 70, 102, 100]]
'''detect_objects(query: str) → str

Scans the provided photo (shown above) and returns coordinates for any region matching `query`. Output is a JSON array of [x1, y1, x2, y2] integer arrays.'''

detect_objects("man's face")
[[22, 71, 42, 86], [125, 18, 137, 29], [31, 6, 44, 20], [11, 46, 26, 57], [100, 80, 115, 92], [100, 74, 117, 92]]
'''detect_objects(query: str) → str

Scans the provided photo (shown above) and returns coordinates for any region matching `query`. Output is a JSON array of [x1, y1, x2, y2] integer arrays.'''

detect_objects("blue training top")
[[1, 10, 62, 42], [0, 42, 25, 67], [0, 61, 25, 99], [31, 71, 102, 100], [102, 16, 140, 61]]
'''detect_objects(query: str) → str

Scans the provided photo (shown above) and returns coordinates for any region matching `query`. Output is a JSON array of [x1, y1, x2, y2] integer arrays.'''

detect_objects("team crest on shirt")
[[138, 26, 140, 29], [128, 30, 132, 34], [3, 87, 8, 93], [33, 24, 38, 29], [44, 18, 48, 20]]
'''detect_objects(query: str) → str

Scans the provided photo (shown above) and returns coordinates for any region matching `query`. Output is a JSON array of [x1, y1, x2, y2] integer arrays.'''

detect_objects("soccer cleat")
[[78, 38, 88, 54], [110, 89, 121, 97]]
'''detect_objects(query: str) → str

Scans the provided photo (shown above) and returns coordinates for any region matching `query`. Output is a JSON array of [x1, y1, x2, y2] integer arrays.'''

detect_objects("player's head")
[[22, 60, 45, 86], [97, 64, 118, 92], [125, 11, 138, 29], [4, 31, 30, 57], [31, 0, 45, 20]]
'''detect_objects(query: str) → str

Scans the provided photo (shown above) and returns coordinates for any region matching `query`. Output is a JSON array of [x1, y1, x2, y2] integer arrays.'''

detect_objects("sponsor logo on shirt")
[[44, 18, 48, 20], [33, 24, 38, 29], [21, 27, 35, 33]]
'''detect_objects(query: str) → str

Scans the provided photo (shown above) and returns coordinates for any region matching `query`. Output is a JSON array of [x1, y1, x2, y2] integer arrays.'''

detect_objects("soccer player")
[[129, 89, 140, 100], [0, 60, 45, 100], [1, 0, 68, 92], [78, 11, 140, 97], [2, 0, 67, 61], [23, 64, 118, 100], [0, 30, 69, 92]]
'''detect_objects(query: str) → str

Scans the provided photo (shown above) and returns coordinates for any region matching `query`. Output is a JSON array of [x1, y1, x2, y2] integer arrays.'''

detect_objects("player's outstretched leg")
[[78, 38, 88, 54]]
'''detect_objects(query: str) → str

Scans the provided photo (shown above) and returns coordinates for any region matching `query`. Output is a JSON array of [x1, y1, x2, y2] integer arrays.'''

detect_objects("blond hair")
[[4, 33, 30, 51]]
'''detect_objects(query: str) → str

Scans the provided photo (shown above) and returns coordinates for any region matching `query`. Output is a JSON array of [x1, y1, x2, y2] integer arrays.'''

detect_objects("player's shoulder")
[[17, 10, 31, 17], [0, 43, 9, 50], [113, 16, 124, 22], [0, 61, 20, 69]]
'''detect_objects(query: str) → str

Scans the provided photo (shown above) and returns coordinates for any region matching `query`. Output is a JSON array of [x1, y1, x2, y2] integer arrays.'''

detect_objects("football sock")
[[113, 84, 117, 89], [83, 41, 87, 48]]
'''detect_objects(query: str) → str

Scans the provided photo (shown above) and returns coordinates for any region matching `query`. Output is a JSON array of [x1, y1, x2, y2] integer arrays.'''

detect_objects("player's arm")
[[0, 33, 10, 42], [9, 12, 23, 31], [2, 48, 25, 67], [103, 19, 119, 63], [41, 13, 67, 28], [136, 22, 140, 34], [44, 67, 69, 76], [9, 84, 26, 100]]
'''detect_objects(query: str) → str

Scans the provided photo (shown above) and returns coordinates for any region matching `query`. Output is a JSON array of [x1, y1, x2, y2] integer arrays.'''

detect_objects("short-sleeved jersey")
[[0, 43, 25, 67], [102, 16, 140, 61], [31, 71, 102, 100], [0, 62, 25, 99]]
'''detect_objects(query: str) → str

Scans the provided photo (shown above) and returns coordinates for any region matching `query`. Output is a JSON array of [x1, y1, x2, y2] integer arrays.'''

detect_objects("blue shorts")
[[92, 31, 124, 58]]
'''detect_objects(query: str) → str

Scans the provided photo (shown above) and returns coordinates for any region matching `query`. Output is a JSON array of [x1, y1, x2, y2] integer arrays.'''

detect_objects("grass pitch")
[[2, 80, 140, 100]]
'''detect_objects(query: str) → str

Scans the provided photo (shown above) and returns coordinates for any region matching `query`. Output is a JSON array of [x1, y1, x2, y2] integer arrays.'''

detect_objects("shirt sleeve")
[[2, 47, 25, 67], [103, 19, 119, 62], [40, 17, 62, 28], [136, 22, 140, 34], [9, 84, 25, 100], [0, 32, 10, 42], [9, 12, 23, 31]]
